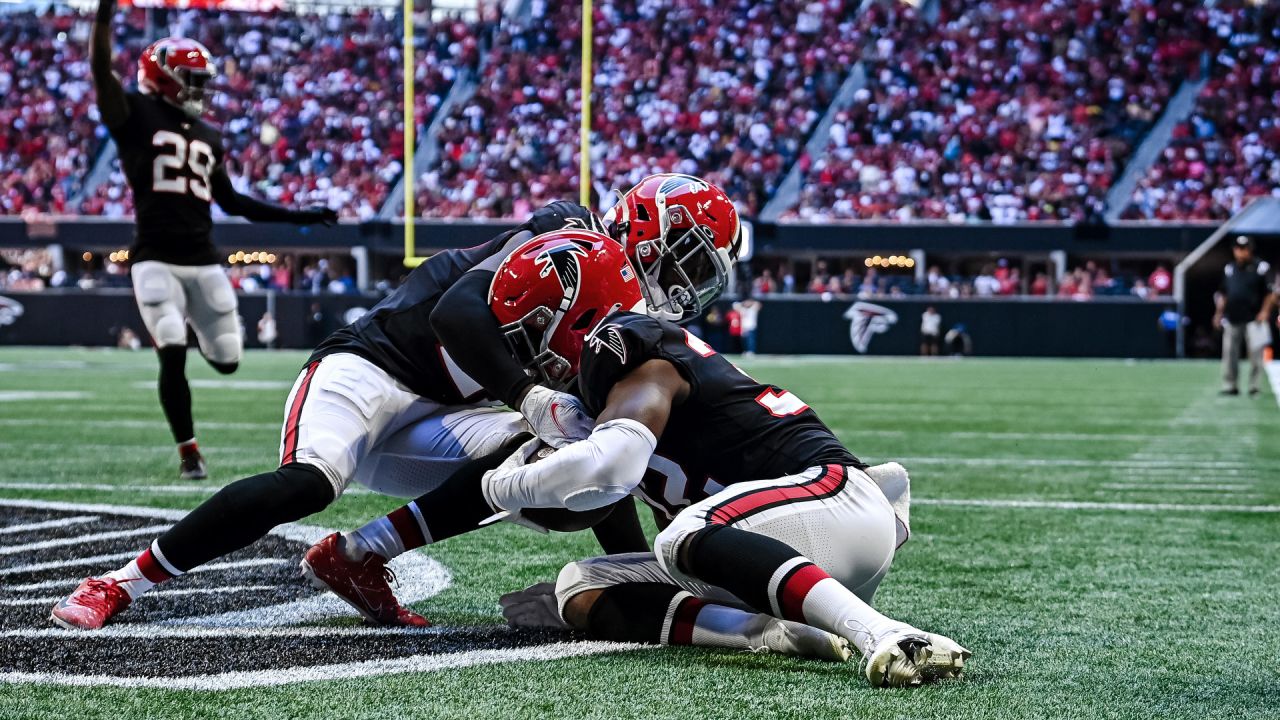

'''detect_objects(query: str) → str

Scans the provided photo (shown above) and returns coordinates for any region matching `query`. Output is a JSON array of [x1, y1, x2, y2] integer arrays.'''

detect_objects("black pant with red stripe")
[[153, 462, 334, 573]]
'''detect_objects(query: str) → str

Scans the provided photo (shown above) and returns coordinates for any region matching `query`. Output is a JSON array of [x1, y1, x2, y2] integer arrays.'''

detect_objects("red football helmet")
[[138, 38, 217, 118], [489, 229, 646, 386], [604, 173, 742, 323]]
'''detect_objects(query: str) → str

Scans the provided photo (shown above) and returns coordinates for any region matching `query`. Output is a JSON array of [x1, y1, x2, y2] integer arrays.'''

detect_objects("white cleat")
[[864, 630, 971, 688], [759, 619, 853, 663]]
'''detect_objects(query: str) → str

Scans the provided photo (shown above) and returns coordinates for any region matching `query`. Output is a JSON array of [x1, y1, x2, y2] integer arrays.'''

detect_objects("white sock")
[[799, 577, 908, 656], [105, 541, 183, 600], [344, 516, 406, 562]]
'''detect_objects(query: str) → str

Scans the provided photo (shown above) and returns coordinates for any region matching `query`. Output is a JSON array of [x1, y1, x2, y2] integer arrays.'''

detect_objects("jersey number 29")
[[152, 131, 214, 201]]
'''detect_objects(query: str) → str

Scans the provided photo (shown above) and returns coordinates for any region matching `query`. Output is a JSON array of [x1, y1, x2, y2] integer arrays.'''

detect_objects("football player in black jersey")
[[91, 0, 337, 480], [50, 176, 743, 630], [316, 231, 970, 687]]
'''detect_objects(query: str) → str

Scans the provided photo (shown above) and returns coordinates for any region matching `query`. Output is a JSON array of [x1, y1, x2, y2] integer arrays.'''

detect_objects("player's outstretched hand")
[[520, 385, 594, 448], [299, 207, 338, 226]]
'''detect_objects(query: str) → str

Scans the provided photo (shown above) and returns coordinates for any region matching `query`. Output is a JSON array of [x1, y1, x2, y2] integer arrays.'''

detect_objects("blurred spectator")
[[257, 311, 278, 349], [733, 295, 762, 355], [1149, 263, 1173, 295], [920, 305, 941, 356]]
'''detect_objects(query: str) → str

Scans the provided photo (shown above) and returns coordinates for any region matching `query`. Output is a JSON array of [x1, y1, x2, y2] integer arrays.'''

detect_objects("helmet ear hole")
[[635, 204, 651, 222], [571, 308, 598, 332]]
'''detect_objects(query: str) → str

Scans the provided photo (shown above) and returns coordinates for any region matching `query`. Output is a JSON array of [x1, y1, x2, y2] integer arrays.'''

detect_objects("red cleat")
[[300, 533, 430, 627], [50, 577, 131, 630]]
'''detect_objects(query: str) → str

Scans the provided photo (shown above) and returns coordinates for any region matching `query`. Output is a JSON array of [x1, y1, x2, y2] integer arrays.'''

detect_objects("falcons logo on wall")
[[844, 302, 898, 353], [534, 241, 592, 300]]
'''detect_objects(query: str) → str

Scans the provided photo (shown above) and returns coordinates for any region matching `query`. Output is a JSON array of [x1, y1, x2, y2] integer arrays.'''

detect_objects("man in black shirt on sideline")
[[91, 0, 336, 479], [1214, 236, 1277, 397]]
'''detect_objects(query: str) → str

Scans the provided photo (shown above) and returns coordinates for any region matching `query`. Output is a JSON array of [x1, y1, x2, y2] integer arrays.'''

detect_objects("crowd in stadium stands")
[[743, 258, 1174, 299], [415, 0, 859, 217], [789, 0, 1208, 222], [0, 10, 151, 216], [1125, 1, 1280, 220], [80, 9, 488, 219]]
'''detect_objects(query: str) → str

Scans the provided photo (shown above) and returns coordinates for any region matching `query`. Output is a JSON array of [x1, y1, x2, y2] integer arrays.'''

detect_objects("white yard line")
[[0, 418, 278, 431], [899, 456, 1261, 470], [0, 391, 90, 402], [0, 515, 99, 535], [0, 525, 171, 556], [0, 551, 137, 577], [0, 642, 648, 691], [3, 585, 280, 607], [916, 498, 1280, 513], [5, 559, 287, 592], [1097, 482, 1258, 492]]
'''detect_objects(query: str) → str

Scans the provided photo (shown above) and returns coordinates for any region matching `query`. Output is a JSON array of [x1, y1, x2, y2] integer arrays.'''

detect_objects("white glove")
[[519, 385, 595, 448], [500, 582, 569, 629]]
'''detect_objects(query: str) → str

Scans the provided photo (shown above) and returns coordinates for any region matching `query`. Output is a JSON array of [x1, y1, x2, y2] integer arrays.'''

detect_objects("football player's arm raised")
[[90, 0, 129, 129], [481, 359, 689, 514], [208, 166, 336, 225]]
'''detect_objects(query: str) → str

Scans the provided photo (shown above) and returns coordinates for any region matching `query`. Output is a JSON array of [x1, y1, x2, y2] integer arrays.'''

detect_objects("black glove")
[[296, 207, 338, 226]]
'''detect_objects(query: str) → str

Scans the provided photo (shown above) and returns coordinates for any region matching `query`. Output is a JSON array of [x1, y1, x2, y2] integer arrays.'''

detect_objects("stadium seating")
[[1124, 1, 1280, 220], [414, 0, 860, 217], [788, 0, 1207, 222]]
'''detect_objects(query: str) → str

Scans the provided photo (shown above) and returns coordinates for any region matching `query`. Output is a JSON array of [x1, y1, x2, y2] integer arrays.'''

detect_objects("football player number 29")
[[152, 131, 214, 200]]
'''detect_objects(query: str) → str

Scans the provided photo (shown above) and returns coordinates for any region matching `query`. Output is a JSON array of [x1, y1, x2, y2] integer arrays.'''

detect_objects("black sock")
[[680, 524, 806, 616], [586, 583, 686, 644], [155, 462, 333, 571], [156, 345, 194, 443], [412, 437, 529, 543]]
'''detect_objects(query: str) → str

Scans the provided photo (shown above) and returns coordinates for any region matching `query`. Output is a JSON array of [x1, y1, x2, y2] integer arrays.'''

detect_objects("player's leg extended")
[[132, 261, 205, 477], [500, 553, 851, 662], [50, 355, 419, 629], [184, 264, 242, 375], [653, 465, 969, 687]]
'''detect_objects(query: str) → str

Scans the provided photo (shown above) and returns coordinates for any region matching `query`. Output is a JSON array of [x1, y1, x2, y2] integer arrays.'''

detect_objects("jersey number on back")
[[152, 131, 214, 201]]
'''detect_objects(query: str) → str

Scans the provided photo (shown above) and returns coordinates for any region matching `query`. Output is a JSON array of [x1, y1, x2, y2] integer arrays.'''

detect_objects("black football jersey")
[[109, 91, 225, 266], [310, 201, 601, 404], [577, 312, 864, 518]]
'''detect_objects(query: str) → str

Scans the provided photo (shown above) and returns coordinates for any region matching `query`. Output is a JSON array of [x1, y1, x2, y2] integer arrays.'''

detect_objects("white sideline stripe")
[[0, 515, 99, 535], [5, 559, 288, 592], [0, 642, 648, 690], [130, 379, 293, 390], [3, 585, 279, 607], [0, 418, 279, 431], [900, 456, 1263, 470], [1098, 483, 1256, 492], [1267, 361, 1280, 410], [0, 525, 171, 556], [0, 391, 90, 402], [0, 551, 137, 577], [916, 498, 1280, 513]]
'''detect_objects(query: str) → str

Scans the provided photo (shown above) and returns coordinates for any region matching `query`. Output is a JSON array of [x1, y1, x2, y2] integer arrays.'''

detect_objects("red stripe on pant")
[[777, 562, 829, 623], [667, 595, 707, 646], [135, 547, 175, 583], [281, 361, 320, 465], [707, 464, 846, 526]]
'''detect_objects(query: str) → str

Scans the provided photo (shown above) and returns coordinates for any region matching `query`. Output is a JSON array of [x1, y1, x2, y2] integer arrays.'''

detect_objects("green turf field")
[[1, 348, 1278, 719]]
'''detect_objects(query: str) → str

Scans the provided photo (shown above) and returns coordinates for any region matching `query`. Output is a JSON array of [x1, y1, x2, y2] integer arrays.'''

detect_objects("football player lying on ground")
[[305, 233, 970, 687], [92, 0, 337, 479], [51, 174, 742, 630]]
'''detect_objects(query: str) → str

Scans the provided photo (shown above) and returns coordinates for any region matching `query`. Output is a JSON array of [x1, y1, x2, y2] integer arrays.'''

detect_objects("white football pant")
[[280, 352, 527, 498], [132, 260, 242, 364]]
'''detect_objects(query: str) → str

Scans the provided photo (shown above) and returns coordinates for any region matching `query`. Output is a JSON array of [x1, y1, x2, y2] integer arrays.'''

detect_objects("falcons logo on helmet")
[[844, 302, 898, 354], [534, 241, 592, 298], [586, 323, 628, 363]]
